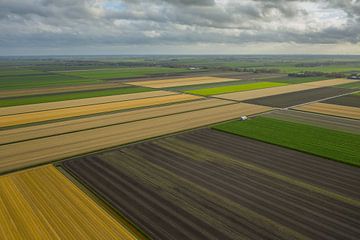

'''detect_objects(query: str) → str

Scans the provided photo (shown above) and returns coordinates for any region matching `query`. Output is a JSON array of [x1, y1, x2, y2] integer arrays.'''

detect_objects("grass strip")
[[0, 87, 153, 107], [213, 117, 360, 167], [185, 82, 287, 96]]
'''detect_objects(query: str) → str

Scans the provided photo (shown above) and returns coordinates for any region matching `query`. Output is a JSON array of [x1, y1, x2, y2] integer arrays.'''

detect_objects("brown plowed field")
[[0, 103, 271, 173], [216, 78, 353, 101], [128, 76, 240, 88], [323, 94, 360, 108], [244, 87, 355, 108], [0, 165, 140, 240], [265, 110, 360, 134], [0, 90, 175, 116], [0, 94, 201, 128], [0, 82, 126, 98], [294, 102, 360, 120], [0, 99, 233, 145], [62, 128, 360, 240]]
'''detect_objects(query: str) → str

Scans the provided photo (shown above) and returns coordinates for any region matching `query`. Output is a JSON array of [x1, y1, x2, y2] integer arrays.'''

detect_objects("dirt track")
[[294, 102, 360, 120], [128, 76, 240, 88], [265, 110, 360, 134], [62, 128, 360, 240], [244, 87, 355, 108], [0, 103, 271, 173], [216, 79, 354, 101], [0, 90, 176, 116], [0, 94, 201, 128], [0, 99, 233, 145]]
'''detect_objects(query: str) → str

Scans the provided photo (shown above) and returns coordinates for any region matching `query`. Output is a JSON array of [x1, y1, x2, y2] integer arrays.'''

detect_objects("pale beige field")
[[0, 103, 271, 173], [128, 76, 240, 88], [216, 78, 354, 101], [0, 82, 126, 98], [0, 165, 140, 240], [0, 94, 201, 128], [294, 102, 360, 120], [0, 98, 233, 145], [0, 90, 175, 116]]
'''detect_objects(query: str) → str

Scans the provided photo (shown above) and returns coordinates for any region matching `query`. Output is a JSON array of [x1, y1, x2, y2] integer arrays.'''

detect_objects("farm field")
[[216, 78, 353, 101], [59, 67, 192, 79], [0, 90, 176, 116], [0, 73, 102, 90], [0, 165, 141, 240], [322, 94, 360, 108], [0, 86, 153, 107], [0, 103, 271, 173], [128, 76, 240, 88], [0, 94, 201, 128], [0, 99, 233, 145], [0, 82, 126, 98], [244, 87, 355, 108], [62, 128, 360, 240], [265, 110, 360, 134], [214, 116, 360, 166], [184, 82, 287, 96], [294, 102, 360, 120]]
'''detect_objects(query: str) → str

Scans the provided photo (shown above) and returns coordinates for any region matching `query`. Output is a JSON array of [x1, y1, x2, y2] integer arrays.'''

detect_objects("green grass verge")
[[59, 67, 191, 79], [335, 81, 360, 90], [213, 117, 360, 167], [0, 87, 153, 107], [184, 82, 287, 96]]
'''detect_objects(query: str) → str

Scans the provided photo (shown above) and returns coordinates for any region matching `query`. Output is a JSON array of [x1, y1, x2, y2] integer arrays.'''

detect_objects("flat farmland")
[[322, 94, 360, 108], [265, 110, 360, 134], [0, 103, 271, 173], [0, 82, 126, 98], [62, 129, 360, 240], [0, 86, 153, 107], [184, 81, 287, 96], [0, 165, 141, 240], [294, 102, 360, 120], [59, 67, 191, 79], [0, 94, 201, 128], [216, 78, 354, 101], [244, 87, 355, 108], [0, 90, 176, 116], [128, 76, 240, 88], [214, 117, 360, 166], [0, 99, 233, 145]]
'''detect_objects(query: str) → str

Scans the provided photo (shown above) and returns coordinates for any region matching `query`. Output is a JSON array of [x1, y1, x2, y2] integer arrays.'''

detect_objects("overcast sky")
[[0, 0, 359, 55]]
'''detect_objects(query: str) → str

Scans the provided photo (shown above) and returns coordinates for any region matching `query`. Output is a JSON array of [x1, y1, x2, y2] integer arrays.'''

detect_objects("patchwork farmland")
[[0, 60, 359, 240]]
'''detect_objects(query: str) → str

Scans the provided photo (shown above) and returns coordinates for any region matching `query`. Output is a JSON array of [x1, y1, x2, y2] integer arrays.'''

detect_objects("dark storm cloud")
[[0, 0, 359, 53]]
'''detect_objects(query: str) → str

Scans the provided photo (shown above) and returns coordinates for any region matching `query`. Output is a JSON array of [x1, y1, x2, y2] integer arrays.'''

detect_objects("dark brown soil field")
[[265, 110, 360, 134], [322, 94, 360, 108], [62, 129, 360, 240], [244, 87, 355, 108]]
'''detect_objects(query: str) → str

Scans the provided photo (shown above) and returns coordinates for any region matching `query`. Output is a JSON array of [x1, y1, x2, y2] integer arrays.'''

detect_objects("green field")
[[59, 67, 191, 79], [185, 82, 287, 96], [0, 74, 101, 90], [0, 87, 153, 107], [335, 81, 360, 90], [213, 117, 360, 166]]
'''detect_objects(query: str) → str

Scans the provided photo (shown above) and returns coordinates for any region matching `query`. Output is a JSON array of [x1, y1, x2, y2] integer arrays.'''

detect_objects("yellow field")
[[0, 103, 271, 173], [0, 90, 175, 116], [0, 98, 232, 145], [0, 94, 201, 127], [294, 102, 360, 120], [128, 76, 240, 88], [0, 165, 141, 240]]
